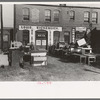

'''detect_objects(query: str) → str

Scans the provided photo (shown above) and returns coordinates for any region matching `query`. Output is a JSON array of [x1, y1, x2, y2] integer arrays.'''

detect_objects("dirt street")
[[0, 50, 100, 81]]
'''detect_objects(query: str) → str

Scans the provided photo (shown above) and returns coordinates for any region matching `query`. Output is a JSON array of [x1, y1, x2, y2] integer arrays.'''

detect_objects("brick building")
[[11, 4, 100, 50]]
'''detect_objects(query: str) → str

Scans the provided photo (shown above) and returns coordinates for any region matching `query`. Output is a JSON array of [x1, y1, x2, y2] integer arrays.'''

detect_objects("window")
[[22, 8, 30, 20], [69, 11, 75, 20], [45, 10, 51, 22], [92, 12, 98, 23], [54, 10, 60, 22], [84, 11, 90, 22]]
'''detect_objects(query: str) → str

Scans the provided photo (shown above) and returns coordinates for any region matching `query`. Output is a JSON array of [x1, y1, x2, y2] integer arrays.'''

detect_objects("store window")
[[69, 11, 75, 20], [22, 8, 30, 20], [45, 9, 51, 22], [92, 12, 98, 23], [84, 11, 90, 22], [54, 10, 60, 22]]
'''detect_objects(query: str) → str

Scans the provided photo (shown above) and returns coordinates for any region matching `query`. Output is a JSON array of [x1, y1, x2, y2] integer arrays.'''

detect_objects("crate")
[[84, 54, 96, 65], [82, 48, 92, 54], [31, 51, 47, 66]]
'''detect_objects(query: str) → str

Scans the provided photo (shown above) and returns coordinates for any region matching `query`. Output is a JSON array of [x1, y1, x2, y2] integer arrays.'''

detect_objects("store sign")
[[19, 25, 32, 30], [37, 26, 59, 30], [76, 27, 86, 32], [37, 34, 46, 38]]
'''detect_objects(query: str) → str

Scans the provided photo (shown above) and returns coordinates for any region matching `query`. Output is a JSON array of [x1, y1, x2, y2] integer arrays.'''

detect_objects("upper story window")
[[45, 9, 51, 22], [22, 8, 30, 21], [69, 11, 75, 20], [92, 12, 98, 23], [54, 10, 60, 22], [84, 11, 90, 22]]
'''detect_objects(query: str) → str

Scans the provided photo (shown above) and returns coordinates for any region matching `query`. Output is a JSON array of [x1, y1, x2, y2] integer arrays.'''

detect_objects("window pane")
[[45, 10, 51, 22], [92, 12, 97, 23], [92, 12, 97, 18], [84, 12, 90, 22], [54, 10, 60, 21], [69, 11, 75, 20], [23, 8, 30, 20], [84, 12, 89, 17]]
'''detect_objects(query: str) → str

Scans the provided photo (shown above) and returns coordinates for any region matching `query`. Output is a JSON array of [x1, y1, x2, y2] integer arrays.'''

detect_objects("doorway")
[[53, 31, 60, 44], [35, 30, 48, 50], [23, 30, 29, 45], [64, 31, 70, 44]]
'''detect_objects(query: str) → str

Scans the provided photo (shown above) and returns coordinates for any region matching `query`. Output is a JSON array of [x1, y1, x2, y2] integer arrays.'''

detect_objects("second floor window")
[[69, 11, 75, 20], [22, 8, 30, 21], [54, 10, 60, 22], [84, 11, 90, 22], [92, 12, 98, 23], [45, 10, 51, 22]]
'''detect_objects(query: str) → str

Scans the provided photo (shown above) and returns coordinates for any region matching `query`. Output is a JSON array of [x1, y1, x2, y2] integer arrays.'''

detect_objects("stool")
[[88, 56, 96, 65], [80, 55, 86, 64]]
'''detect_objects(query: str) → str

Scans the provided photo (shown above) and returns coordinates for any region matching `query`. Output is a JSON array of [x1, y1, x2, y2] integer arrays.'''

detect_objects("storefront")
[[18, 25, 62, 49], [71, 27, 88, 43]]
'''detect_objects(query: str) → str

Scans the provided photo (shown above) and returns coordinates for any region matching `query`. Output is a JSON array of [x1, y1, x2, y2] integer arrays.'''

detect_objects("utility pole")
[[1, 4, 3, 52], [13, 4, 16, 41]]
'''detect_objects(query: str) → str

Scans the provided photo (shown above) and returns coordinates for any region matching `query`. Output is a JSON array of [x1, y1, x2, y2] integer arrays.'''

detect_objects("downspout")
[[1, 4, 3, 52]]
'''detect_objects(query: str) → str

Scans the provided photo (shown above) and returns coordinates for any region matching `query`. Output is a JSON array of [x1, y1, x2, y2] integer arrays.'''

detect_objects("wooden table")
[[84, 54, 96, 65], [72, 53, 87, 64]]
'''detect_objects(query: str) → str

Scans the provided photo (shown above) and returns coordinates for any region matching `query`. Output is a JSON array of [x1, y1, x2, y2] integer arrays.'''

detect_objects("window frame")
[[54, 10, 60, 22], [84, 11, 90, 22], [22, 8, 30, 21], [45, 9, 51, 22], [69, 10, 75, 20], [92, 12, 98, 23]]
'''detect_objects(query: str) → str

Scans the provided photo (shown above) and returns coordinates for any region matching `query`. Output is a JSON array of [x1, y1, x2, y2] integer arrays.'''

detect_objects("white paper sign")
[[77, 38, 86, 46], [36, 40, 41, 45], [42, 40, 46, 45]]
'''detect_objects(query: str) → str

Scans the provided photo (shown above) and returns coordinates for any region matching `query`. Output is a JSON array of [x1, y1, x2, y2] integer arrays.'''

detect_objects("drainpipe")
[[1, 4, 3, 52]]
